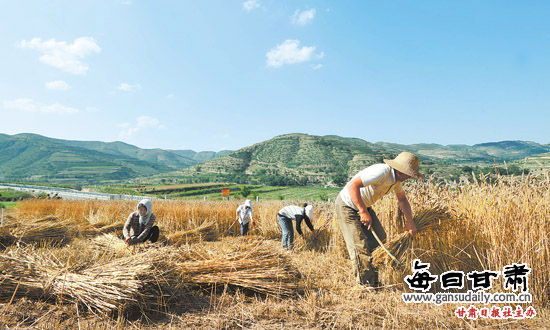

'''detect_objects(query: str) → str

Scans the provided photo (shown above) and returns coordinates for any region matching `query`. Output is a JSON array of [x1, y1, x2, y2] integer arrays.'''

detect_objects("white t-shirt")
[[236, 204, 253, 224], [338, 164, 403, 210], [278, 205, 304, 220]]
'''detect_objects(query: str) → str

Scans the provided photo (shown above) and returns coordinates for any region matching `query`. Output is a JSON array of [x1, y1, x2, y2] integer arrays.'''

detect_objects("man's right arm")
[[347, 176, 372, 229]]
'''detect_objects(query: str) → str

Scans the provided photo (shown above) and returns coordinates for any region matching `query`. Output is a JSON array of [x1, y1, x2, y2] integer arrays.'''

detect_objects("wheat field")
[[0, 175, 549, 328]]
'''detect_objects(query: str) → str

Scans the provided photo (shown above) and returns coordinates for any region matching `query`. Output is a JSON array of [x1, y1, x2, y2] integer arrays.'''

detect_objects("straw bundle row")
[[0, 247, 166, 313], [1, 237, 300, 313], [372, 207, 451, 268]]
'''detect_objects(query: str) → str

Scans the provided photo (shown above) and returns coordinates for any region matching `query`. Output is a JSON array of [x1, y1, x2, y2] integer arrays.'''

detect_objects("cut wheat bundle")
[[166, 239, 300, 297], [82, 221, 124, 236], [0, 226, 16, 249], [0, 252, 44, 300], [372, 207, 452, 268], [89, 233, 128, 254], [166, 220, 217, 245], [0, 247, 166, 313], [11, 219, 76, 246], [39, 254, 156, 313]]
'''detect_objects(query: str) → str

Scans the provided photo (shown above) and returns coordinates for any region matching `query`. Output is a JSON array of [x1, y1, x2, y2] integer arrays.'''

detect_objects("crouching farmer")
[[277, 203, 314, 250], [123, 198, 160, 245], [336, 152, 421, 288]]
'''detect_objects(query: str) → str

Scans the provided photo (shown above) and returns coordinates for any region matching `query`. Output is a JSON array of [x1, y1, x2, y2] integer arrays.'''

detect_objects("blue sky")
[[1, 1, 549, 151]]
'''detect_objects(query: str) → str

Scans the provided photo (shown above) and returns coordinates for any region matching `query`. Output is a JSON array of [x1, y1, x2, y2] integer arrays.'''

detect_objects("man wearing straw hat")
[[336, 152, 422, 288]]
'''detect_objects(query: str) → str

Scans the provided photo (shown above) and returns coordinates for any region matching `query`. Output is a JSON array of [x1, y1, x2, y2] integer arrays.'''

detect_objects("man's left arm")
[[395, 190, 417, 236]]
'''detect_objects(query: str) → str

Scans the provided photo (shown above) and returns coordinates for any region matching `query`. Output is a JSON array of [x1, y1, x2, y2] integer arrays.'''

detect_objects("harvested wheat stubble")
[[372, 207, 451, 268]]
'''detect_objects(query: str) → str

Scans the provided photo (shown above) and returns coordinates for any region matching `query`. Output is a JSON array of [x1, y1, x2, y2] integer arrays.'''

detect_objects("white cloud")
[[45, 80, 70, 91], [311, 64, 323, 70], [19, 37, 100, 75], [3, 98, 79, 114], [243, 0, 260, 11], [266, 40, 322, 68], [166, 94, 175, 99], [118, 0, 132, 4], [117, 115, 165, 139], [117, 82, 141, 92], [291, 9, 316, 26]]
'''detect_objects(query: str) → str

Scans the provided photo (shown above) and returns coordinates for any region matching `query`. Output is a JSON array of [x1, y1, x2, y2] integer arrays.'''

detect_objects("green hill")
[[180, 134, 421, 185], [375, 140, 549, 163], [177, 134, 549, 185], [515, 152, 550, 176], [0, 133, 172, 183], [168, 150, 232, 163], [59, 139, 197, 168], [0, 133, 229, 184]]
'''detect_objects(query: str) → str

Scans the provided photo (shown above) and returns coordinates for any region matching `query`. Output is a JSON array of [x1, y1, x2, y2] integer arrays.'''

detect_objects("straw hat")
[[383, 152, 423, 179]]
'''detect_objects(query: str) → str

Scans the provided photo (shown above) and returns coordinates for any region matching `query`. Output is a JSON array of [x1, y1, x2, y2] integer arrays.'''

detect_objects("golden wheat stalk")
[[372, 207, 451, 268]]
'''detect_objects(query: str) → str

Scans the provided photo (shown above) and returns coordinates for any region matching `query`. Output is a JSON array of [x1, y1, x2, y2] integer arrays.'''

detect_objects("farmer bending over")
[[336, 152, 421, 288], [277, 203, 314, 250], [235, 199, 254, 235], [123, 198, 160, 245]]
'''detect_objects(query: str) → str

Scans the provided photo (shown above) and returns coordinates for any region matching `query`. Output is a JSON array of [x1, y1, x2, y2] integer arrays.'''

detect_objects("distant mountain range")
[[0, 133, 229, 183], [179, 134, 549, 185], [0, 132, 548, 185]]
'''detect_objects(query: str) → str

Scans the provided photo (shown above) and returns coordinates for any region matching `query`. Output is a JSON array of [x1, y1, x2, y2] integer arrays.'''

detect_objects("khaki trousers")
[[335, 194, 387, 285]]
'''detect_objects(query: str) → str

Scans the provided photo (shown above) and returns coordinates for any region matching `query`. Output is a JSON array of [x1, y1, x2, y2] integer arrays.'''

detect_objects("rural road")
[[0, 183, 152, 201]]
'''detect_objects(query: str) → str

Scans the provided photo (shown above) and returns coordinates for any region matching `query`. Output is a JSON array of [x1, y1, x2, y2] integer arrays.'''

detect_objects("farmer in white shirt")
[[336, 152, 421, 288], [235, 199, 254, 235], [277, 203, 314, 250]]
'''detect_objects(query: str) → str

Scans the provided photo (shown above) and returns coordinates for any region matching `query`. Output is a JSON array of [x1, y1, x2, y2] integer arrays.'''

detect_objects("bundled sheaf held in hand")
[[371, 207, 452, 268]]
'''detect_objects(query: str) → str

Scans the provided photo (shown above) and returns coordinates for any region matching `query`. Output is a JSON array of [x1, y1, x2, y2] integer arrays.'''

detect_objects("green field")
[[91, 183, 341, 201], [0, 189, 33, 200], [0, 201, 17, 209]]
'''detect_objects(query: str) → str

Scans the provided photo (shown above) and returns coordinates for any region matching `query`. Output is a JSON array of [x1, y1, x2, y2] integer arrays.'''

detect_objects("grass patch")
[[0, 201, 17, 209]]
